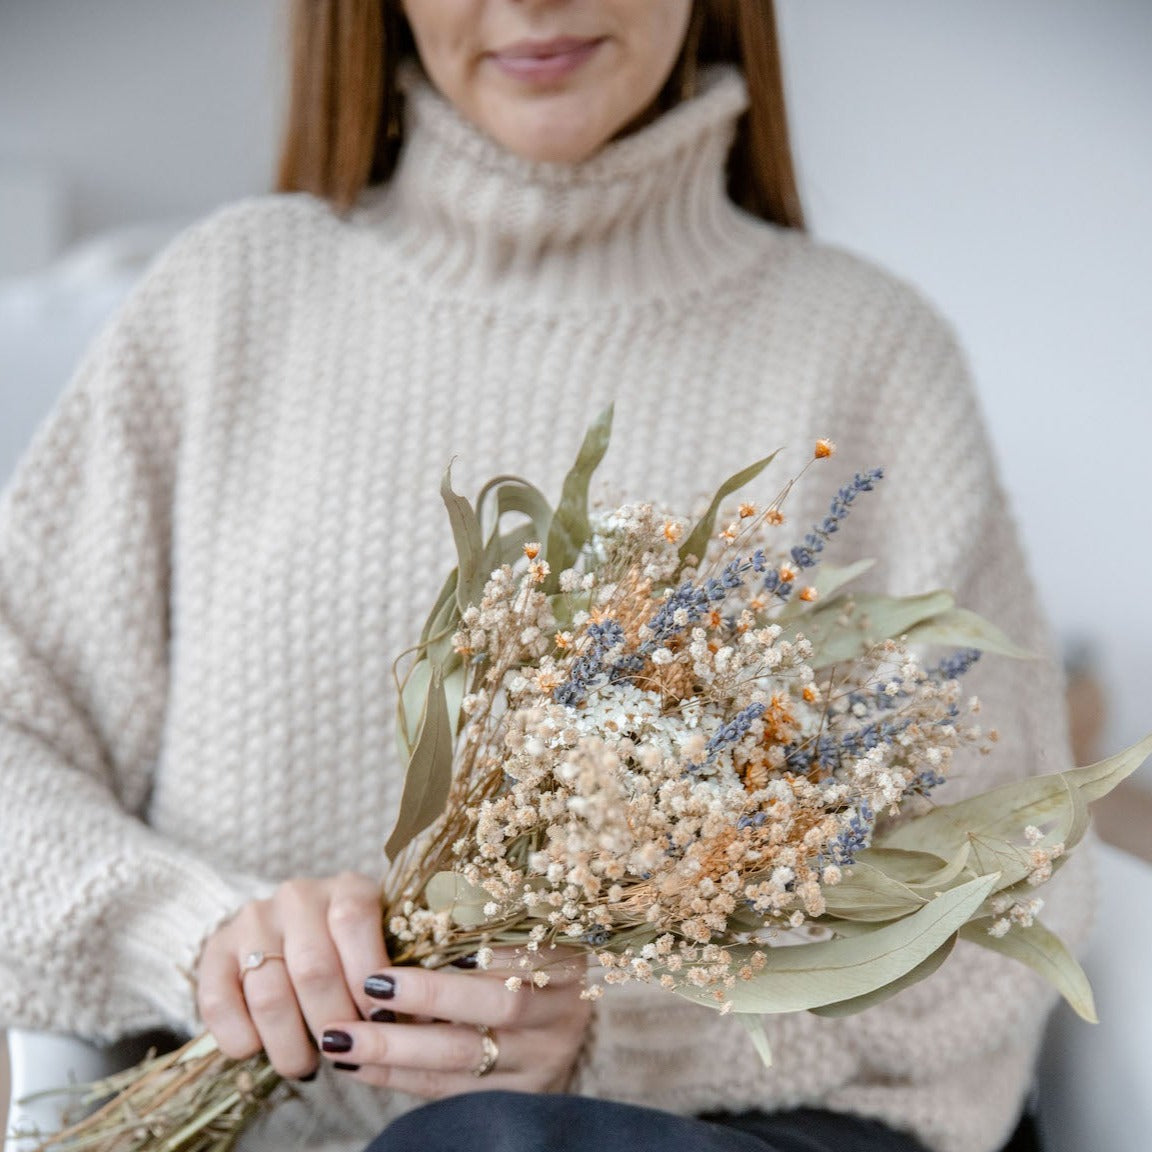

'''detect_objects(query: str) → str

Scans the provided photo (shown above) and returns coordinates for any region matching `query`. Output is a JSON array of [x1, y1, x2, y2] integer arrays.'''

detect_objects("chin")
[[485, 99, 612, 166]]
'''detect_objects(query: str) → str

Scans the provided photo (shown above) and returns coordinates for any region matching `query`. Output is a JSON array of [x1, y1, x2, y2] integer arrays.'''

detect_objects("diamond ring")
[[239, 950, 285, 980]]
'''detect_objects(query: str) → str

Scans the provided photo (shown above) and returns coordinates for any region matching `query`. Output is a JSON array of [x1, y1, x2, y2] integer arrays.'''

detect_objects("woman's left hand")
[[317, 949, 592, 1096]]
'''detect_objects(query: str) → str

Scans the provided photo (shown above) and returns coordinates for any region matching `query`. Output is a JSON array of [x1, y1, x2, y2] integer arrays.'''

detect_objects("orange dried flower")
[[814, 439, 836, 459], [798, 587, 818, 603]]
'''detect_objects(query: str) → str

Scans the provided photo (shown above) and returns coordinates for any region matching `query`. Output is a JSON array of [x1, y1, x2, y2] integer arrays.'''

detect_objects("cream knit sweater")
[[0, 69, 1085, 1152]]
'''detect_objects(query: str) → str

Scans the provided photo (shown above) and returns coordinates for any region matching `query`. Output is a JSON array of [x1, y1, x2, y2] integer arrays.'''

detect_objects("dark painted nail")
[[321, 1029, 353, 1054], [334, 1061, 361, 1072], [370, 1008, 397, 1024], [450, 953, 479, 969], [365, 974, 397, 999], [298, 1068, 318, 1082]]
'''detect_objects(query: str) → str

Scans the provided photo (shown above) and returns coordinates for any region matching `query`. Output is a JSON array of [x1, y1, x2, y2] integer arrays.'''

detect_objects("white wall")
[[0, 0, 285, 258], [0, 0, 1149, 772]]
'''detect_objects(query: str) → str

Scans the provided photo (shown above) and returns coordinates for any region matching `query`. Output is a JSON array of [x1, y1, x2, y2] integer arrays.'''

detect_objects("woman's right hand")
[[196, 871, 388, 1080]]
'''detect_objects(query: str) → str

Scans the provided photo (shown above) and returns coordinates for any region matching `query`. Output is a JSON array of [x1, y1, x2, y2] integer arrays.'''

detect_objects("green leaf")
[[736, 1015, 774, 1067], [902, 607, 1034, 660], [797, 590, 955, 667], [385, 668, 454, 863], [421, 568, 459, 646], [544, 405, 614, 586], [881, 766, 1098, 889], [395, 658, 433, 764], [809, 934, 957, 1017], [678, 450, 781, 567], [960, 917, 1097, 1023], [477, 475, 554, 544], [441, 464, 485, 613], [671, 872, 998, 1015], [424, 871, 491, 928], [813, 558, 876, 600], [1065, 731, 1152, 803], [856, 844, 971, 891], [818, 862, 927, 922]]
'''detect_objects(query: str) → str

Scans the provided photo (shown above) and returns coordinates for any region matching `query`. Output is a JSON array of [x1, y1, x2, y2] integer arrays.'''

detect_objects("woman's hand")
[[196, 872, 592, 1091], [317, 950, 592, 1096], [197, 872, 390, 1080]]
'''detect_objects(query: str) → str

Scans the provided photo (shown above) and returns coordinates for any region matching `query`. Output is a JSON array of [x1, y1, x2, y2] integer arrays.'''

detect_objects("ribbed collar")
[[356, 65, 774, 310]]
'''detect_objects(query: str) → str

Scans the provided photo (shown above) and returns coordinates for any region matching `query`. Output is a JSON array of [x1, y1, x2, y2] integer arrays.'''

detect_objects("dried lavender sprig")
[[785, 468, 885, 574]]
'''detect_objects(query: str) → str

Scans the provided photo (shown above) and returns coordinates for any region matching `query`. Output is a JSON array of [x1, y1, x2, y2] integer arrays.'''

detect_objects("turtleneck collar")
[[356, 65, 776, 310]]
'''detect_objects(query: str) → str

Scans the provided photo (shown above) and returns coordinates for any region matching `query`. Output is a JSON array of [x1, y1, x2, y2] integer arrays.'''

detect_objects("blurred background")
[[0, 1, 1149, 803]]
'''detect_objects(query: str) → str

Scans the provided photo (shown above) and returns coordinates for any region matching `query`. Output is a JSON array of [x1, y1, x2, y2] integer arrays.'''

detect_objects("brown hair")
[[276, 0, 805, 231]]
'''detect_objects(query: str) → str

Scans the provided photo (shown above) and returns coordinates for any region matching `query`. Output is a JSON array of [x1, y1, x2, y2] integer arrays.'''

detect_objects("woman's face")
[[401, 0, 694, 164]]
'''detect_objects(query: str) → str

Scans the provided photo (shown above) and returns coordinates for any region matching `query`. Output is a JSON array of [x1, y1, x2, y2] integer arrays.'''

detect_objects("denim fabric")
[[364, 1091, 930, 1152]]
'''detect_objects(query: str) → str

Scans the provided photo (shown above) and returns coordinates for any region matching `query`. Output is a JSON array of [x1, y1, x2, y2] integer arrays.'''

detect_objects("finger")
[[241, 958, 319, 1080], [324, 871, 391, 1020], [346, 1062, 533, 1098], [276, 880, 362, 1045], [321, 1019, 515, 1077], [360, 966, 539, 1031], [196, 936, 262, 1060]]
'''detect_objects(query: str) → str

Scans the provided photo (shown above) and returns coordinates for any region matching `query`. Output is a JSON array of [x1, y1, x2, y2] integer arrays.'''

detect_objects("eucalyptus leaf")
[[856, 844, 972, 893], [421, 568, 459, 646], [385, 668, 454, 863], [736, 1015, 774, 1067], [477, 475, 554, 545], [678, 450, 781, 567], [671, 872, 998, 1014], [813, 558, 877, 600], [960, 917, 1097, 1023], [544, 405, 614, 587], [441, 465, 485, 613], [424, 871, 491, 929], [809, 934, 957, 1017], [797, 591, 955, 667], [1064, 731, 1152, 803], [902, 608, 1034, 660], [881, 767, 1100, 879], [395, 658, 433, 764], [818, 863, 927, 922]]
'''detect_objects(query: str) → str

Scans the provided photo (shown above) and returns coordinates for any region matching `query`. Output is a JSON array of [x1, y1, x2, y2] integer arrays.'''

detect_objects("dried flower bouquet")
[[23, 407, 1150, 1151]]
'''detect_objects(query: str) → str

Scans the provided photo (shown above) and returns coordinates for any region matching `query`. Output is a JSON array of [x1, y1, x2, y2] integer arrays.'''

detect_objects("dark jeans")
[[365, 1091, 931, 1152]]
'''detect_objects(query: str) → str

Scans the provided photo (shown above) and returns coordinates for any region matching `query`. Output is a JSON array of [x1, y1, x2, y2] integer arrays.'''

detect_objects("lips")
[[488, 36, 606, 81]]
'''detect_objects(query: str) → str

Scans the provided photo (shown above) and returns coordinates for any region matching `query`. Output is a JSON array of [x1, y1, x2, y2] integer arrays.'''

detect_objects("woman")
[[0, 2, 1080, 1150]]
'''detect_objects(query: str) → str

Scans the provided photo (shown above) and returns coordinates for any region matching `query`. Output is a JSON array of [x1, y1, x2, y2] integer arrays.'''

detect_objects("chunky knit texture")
[[0, 69, 1086, 1152]]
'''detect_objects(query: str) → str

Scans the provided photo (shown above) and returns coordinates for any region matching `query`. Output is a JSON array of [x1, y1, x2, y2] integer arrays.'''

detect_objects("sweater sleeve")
[[822, 283, 1093, 1151], [0, 229, 272, 1041]]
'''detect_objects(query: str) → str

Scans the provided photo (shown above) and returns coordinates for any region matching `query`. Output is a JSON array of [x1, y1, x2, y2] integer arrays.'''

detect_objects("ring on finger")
[[471, 1024, 499, 1078], [239, 949, 286, 980]]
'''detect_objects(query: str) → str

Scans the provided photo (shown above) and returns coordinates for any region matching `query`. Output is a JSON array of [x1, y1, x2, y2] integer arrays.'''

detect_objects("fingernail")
[[370, 1008, 397, 1024], [299, 1069, 318, 1082], [450, 953, 479, 969], [321, 1029, 353, 1054], [365, 974, 397, 999], [334, 1061, 361, 1072]]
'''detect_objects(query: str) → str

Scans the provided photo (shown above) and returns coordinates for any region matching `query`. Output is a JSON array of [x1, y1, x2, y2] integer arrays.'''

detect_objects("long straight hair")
[[276, 0, 805, 231]]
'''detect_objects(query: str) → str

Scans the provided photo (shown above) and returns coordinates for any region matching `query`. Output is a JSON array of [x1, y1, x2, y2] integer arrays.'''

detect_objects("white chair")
[[1035, 841, 1152, 1152], [6, 843, 1151, 1151]]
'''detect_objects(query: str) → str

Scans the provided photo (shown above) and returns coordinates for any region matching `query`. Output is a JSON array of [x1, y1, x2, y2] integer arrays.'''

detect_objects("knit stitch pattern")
[[0, 70, 1085, 1152]]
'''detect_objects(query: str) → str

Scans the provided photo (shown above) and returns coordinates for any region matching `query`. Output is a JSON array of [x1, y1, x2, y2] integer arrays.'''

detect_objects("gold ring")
[[471, 1024, 499, 1078], [239, 950, 285, 979]]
